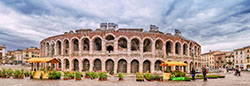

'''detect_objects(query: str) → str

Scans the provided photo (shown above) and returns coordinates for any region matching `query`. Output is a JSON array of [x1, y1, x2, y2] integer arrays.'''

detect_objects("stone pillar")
[[151, 61, 155, 73], [79, 59, 83, 72], [102, 39, 106, 55], [139, 62, 143, 73], [127, 61, 131, 73], [128, 41, 131, 55], [114, 61, 118, 74], [163, 43, 166, 58], [152, 42, 155, 58], [114, 40, 118, 53], [140, 41, 143, 57], [89, 60, 93, 72], [79, 39, 83, 56], [69, 40, 72, 57], [102, 59, 105, 72], [89, 40, 93, 54], [61, 59, 64, 71]]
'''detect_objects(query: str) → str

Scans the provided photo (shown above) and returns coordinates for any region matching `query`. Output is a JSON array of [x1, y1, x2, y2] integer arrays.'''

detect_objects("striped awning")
[[27, 58, 60, 63], [160, 61, 187, 66]]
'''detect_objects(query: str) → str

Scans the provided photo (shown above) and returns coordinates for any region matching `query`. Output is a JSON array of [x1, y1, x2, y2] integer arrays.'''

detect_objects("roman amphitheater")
[[40, 23, 202, 73]]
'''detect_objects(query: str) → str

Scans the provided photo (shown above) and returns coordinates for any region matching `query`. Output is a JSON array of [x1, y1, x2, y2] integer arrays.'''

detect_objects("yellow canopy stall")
[[27, 58, 60, 63], [27, 58, 60, 71], [160, 61, 187, 66]]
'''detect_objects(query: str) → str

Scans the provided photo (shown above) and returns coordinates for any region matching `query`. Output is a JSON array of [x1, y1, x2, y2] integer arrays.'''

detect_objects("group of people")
[[234, 67, 241, 76], [191, 67, 208, 81]]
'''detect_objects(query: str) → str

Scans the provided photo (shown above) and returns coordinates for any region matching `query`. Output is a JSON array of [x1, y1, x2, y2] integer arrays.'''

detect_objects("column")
[[152, 43, 155, 58], [151, 61, 155, 73], [79, 59, 83, 72], [61, 59, 64, 71], [114, 61, 118, 74], [128, 41, 131, 55], [127, 61, 131, 73], [102, 59, 105, 72], [139, 62, 143, 73], [140, 41, 143, 57]]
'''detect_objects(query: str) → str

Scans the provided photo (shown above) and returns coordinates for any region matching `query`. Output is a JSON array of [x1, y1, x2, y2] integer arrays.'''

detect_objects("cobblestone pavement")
[[1, 65, 250, 86]]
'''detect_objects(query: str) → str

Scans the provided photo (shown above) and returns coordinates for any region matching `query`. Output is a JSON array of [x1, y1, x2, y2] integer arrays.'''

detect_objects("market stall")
[[160, 61, 187, 81]]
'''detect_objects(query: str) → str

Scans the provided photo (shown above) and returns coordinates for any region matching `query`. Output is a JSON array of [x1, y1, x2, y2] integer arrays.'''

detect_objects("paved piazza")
[[1, 66, 250, 86]]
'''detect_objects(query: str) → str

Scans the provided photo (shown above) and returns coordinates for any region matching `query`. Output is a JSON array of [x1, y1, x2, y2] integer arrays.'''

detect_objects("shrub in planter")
[[48, 71, 61, 80], [144, 71, 152, 81], [14, 70, 23, 79], [40, 68, 45, 71], [90, 72, 98, 79], [185, 76, 191, 81], [118, 73, 123, 81], [69, 72, 75, 79], [63, 71, 69, 80], [7, 68, 13, 78], [75, 72, 82, 80], [109, 70, 114, 75], [154, 74, 161, 81], [98, 72, 107, 81], [136, 72, 144, 81], [0, 70, 2, 78], [1, 68, 7, 78], [149, 75, 155, 81], [85, 71, 91, 79], [24, 71, 30, 77]]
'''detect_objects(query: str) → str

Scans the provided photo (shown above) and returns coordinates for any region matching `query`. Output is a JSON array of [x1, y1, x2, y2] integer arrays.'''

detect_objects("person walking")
[[238, 67, 241, 76], [191, 68, 196, 80], [202, 67, 207, 81], [235, 67, 238, 76]]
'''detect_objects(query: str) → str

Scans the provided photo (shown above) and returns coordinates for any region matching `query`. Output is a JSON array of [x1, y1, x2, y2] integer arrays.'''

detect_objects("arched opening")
[[117, 59, 127, 73], [143, 60, 151, 73], [166, 41, 173, 55], [106, 45, 114, 53], [56, 41, 62, 55], [118, 38, 127, 51], [93, 59, 102, 71], [189, 62, 193, 71], [64, 40, 69, 55], [131, 60, 139, 73], [131, 38, 140, 51], [105, 59, 114, 73], [72, 39, 79, 51], [64, 59, 69, 70], [93, 38, 102, 51], [155, 40, 163, 50], [51, 43, 55, 56], [46, 43, 49, 56], [183, 44, 188, 55], [57, 59, 61, 69], [184, 61, 188, 72], [175, 42, 181, 55], [143, 39, 152, 52], [82, 38, 90, 51], [155, 60, 162, 71], [105, 35, 115, 41], [73, 59, 79, 71], [82, 59, 90, 72], [194, 46, 197, 56], [189, 43, 193, 56]]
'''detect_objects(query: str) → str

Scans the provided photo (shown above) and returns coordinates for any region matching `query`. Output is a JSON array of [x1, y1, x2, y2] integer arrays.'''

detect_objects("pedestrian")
[[235, 67, 238, 76], [238, 67, 241, 76], [191, 68, 196, 80], [202, 67, 207, 81]]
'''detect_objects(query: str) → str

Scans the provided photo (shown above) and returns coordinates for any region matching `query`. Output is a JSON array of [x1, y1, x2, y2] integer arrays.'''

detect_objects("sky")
[[0, 0, 250, 53]]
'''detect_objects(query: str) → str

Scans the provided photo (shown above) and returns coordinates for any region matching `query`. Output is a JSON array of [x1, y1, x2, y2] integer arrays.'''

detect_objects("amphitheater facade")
[[40, 23, 202, 73]]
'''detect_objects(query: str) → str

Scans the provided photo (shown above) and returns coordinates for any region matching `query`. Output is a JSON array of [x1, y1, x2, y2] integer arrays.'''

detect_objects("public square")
[[0, 65, 250, 86]]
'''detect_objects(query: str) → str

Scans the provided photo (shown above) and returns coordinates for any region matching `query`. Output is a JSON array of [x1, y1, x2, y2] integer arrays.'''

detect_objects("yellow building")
[[234, 45, 250, 69], [22, 46, 40, 64], [202, 51, 223, 69]]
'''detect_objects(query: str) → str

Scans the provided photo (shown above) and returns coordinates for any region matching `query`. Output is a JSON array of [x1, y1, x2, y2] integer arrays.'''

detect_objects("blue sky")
[[0, 0, 250, 53]]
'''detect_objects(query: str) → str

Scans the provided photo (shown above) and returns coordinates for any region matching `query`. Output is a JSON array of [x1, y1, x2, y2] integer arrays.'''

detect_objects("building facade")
[[40, 23, 202, 73], [214, 52, 228, 69], [234, 46, 250, 69], [201, 51, 222, 69], [0, 46, 6, 60], [22, 47, 40, 64], [225, 52, 234, 69]]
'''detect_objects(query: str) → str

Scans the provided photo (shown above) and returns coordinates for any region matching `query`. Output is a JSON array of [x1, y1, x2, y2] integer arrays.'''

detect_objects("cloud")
[[0, 0, 250, 53]]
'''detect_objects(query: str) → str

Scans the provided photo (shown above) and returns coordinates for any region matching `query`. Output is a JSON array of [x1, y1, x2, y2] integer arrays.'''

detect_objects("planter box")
[[163, 73, 171, 81], [171, 77, 185, 81]]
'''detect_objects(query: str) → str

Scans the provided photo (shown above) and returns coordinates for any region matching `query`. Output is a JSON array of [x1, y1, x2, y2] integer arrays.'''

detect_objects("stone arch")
[[183, 43, 188, 55], [189, 42, 194, 56], [143, 60, 151, 73], [82, 38, 90, 51], [64, 58, 70, 70], [131, 38, 140, 51], [175, 41, 181, 55], [166, 40, 173, 55], [50, 41, 56, 56], [63, 39, 70, 55], [72, 58, 79, 71], [184, 61, 188, 72], [155, 39, 163, 50], [56, 40, 62, 55], [46, 42, 50, 56], [189, 62, 193, 71], [105, 34, 115, 41], [93, 37, 102, 51], [82, 59, 90, 72], [194, 46, 197, 56], [131, 59, 139, 73], [105, 59, 114, 72], [93, 59, 102, 71], [72, 38, 79, 52], [155, 60, 162, 71], [117, 59, 127, 73], [118, 37, 128, 51], [143, 38, 152, 52]]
